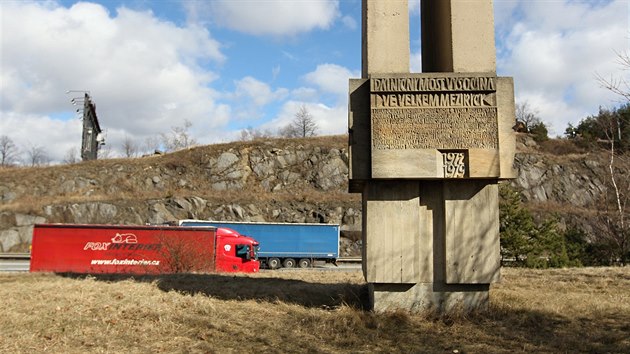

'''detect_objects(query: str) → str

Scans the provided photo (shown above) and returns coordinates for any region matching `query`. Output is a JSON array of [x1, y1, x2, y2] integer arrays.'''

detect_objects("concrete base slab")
[[370, 282, 490, 313]]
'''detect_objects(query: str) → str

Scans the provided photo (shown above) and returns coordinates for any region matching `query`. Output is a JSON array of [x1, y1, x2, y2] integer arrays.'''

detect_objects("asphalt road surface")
[[299, 262, 361, 271], [0, 259, 360, 273]]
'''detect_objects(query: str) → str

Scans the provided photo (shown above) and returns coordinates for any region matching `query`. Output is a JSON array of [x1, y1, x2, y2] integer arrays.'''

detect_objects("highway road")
[[0, 257, 360, 273]]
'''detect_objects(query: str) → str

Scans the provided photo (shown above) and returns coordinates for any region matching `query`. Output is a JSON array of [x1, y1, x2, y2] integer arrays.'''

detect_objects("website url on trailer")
[[90, 259, 160, 266]]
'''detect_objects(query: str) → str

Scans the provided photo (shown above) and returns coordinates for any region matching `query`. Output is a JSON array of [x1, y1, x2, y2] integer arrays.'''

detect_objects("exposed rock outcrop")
[[0, 134, 620, 254], [512, 152, 607, 207]]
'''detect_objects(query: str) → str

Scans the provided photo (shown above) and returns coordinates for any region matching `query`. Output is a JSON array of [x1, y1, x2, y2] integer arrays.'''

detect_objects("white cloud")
[[291, 87, 319, 102], [262, 63, 359, 136], [232, 76, 288, 107], [272, 66, 281, 81], [311, 104, 349, 135], [496, 0, 629, 135], [227, 76, 288, 120], [408, 0, 420, 15], [300, 64, 359, 133], [0, 1, 232, 161], [341, 15, 358, 30], [303, 63, 359, 98], [0, 112, 82, 163], [282, 50, 297, 61], [260, 101, 347, 137], [494, 0, 520, 34], [410, 50, 422, 73], [184, 0, 340, 37]]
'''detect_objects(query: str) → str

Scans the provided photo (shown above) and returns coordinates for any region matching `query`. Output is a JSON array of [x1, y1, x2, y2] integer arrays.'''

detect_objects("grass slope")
[[1, 267, 629, 353], [0, 135, 356, 215]]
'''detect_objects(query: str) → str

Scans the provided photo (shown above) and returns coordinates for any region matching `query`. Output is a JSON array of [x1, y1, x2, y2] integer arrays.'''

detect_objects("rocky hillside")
[[0, 134, 620, 255]]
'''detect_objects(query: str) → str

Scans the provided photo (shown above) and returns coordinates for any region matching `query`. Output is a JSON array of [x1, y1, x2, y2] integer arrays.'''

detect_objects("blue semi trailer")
[[176, 220, 340, 269]]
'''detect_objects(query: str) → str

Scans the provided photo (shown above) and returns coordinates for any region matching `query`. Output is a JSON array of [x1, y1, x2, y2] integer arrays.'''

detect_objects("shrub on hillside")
[[499, 185, 581, 268], [529, 121, 549, 143], [565, 104, 630, 153]]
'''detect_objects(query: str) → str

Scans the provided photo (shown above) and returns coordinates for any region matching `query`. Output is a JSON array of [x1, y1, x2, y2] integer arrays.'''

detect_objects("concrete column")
[[352, 0, 512, 313], [418, 0, 500, 312], [367, 180, 499, 313], [362, 0, 410, 77], [422, 0, 496, 73]]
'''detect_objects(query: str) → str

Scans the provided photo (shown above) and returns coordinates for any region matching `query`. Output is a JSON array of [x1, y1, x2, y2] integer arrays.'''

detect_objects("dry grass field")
[[1, 267, 629, 353]]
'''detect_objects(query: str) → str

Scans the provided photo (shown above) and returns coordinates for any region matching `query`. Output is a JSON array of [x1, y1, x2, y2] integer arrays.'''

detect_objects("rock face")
[[0, 136, 360, 254], [0, 134, 618, 254], [0, 214, 45, 252], [513, 152, 607, 207]]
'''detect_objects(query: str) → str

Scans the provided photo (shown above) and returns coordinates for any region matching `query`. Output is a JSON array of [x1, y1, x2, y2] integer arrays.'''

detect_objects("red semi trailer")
[[30, 224, 260, 274]]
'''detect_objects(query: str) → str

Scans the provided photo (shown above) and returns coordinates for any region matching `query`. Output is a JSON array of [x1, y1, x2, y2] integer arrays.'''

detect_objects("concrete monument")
[[348, 0, 516, 312]]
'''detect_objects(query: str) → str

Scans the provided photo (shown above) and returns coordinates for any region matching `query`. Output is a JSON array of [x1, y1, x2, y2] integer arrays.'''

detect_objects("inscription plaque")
[[369, 73, 502, 179]]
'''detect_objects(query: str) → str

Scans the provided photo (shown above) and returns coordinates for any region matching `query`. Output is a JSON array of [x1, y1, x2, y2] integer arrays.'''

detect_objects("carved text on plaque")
[[442, 151, 467, 178], [371, 107, 498, 150], [370, 75, 499, 152]]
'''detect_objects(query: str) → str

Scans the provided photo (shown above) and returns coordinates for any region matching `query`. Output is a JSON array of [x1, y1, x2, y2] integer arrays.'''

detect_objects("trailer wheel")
[[283, 258, 296, 268], [268, 257, 281, 270], [298, 258, 311, 268]]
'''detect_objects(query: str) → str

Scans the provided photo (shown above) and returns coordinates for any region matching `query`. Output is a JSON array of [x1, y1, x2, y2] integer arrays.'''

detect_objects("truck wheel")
[[267, 258, 281, 270], [298, 258, 311, 268], [283, 258, 296, 268]]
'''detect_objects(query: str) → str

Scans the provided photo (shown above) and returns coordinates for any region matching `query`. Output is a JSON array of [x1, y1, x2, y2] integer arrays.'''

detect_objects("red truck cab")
[[30, 224, 260, 274], [215, 227, 260, 273]]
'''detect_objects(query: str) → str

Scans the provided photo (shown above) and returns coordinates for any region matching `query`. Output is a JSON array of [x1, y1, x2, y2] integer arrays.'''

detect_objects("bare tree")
[[0, 135, 20, 167], [63, 147, 79, 164], [515, 101, 549, 142], [98, 144, 113, 159], [144, 135, 161, 155], [279, 105, 318, 138], [161, 119, 197, 152], [597, 52, 630, 151], [595, 51, 630, 264], [515, 101, 542, 132], [596, 50, 630, 103], [239, 126, 273, 141], [26, 144, 49, 167], [122, 135, 138, 158]]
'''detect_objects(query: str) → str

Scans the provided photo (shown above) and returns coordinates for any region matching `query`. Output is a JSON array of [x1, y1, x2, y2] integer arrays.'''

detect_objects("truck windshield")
[[236, 245, 250, 260]]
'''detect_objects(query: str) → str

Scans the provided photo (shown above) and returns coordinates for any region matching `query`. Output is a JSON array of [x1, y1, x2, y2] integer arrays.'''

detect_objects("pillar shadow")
[[58, 272, 370, 310]]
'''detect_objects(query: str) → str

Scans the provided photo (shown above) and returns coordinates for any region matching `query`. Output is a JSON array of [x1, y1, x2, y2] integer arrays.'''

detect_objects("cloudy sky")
[[1, 0, 628, 163]]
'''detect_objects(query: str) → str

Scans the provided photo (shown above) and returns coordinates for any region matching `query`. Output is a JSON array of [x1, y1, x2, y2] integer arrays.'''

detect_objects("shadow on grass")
[[58, 272, 371, 310], [54, 272, 630, 352], [467, 307, 630, 353]]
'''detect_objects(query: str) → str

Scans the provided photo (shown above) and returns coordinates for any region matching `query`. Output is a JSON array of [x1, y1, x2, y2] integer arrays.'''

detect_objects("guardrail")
[[0, 253, 30, 260], [337, 257, 362, 263]]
